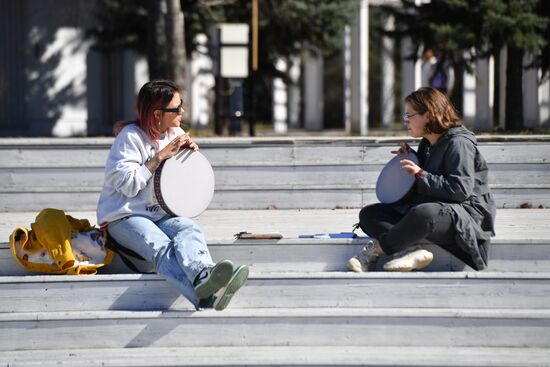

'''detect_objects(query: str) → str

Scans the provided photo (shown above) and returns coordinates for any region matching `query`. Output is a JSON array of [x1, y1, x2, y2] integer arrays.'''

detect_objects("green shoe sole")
[[194, 260, 234, 299], [214, 265, 250, 311]]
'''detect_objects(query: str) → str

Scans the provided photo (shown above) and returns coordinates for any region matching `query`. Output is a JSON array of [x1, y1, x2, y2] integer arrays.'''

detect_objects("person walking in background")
[[347, 87, 496, 273], [97, 80, 249, 311], [420, 48, 437, 87], [429, 49, 455, 98]]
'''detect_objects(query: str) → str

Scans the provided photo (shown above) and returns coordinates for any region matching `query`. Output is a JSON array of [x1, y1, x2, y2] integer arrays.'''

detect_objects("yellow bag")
[[9, 208, 114, 275]]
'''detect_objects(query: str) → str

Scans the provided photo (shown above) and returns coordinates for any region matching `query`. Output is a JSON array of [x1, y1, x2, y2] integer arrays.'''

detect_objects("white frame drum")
[[154, 149, 215, 218]]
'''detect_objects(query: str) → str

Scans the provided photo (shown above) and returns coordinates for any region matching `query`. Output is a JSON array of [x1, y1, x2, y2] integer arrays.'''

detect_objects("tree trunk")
[[505, 44, 524, 131], [165, 0, 186, 90], [450, 63, 464, 118], [147, 0, 167, 79]]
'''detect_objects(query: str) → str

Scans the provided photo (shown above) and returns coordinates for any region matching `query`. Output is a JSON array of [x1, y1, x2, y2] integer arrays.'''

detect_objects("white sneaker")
[[383, 247, 433, 272], [346, 240, 378, 272]]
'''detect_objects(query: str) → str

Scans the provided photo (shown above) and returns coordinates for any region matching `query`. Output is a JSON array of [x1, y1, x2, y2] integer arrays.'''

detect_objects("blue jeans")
[[108, 215, 215, 308]]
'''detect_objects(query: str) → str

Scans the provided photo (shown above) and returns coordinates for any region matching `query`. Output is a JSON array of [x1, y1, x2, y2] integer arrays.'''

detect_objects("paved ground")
[[1, 208, 548, 242]]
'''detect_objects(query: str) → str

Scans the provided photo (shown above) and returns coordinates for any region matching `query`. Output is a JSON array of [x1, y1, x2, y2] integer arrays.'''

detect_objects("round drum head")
[[154, 149, 215, 218], [376, 151, 419, 204]]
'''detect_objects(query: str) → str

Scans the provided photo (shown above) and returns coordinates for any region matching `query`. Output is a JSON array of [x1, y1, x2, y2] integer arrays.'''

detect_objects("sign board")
[[211, 23, 249, 78]]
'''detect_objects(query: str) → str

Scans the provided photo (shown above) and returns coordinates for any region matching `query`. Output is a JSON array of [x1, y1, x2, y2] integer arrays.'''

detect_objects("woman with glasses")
[[347, 87, 496, 272], [97, 80, 248, 310]]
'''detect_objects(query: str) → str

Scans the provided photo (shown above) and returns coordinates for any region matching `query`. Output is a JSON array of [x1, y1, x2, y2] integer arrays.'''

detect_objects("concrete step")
[[2, 237, 549, 275], [1, 272, 549, 312], [2, 137, 550, 211], [2, 208, 549, 275], [2, 308, 549, 350], [2, 346, 550, 366], [4, 188, 548, 212], [2, 209, 547, 244]]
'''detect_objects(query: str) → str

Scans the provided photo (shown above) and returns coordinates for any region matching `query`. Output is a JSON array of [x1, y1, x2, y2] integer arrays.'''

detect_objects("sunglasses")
[[161, 100, 184, 114]]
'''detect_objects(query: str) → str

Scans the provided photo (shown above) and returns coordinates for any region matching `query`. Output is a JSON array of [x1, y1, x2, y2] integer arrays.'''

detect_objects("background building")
[[0, 0, 548, 137]]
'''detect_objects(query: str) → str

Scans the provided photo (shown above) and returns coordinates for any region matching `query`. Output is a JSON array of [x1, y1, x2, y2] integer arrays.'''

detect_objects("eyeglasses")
[[402, 112, 420, 121], [161, 101, 184, 114]]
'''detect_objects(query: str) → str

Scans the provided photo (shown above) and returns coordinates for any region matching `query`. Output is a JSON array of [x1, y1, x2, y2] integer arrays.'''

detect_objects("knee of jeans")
[[172, 216, 200, 230]]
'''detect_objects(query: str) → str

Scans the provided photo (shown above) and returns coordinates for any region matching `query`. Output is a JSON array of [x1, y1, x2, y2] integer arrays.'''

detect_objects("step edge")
[[2, 307, 550, 322], [2, 345, 549, 367], [2, 271, 550, 284]]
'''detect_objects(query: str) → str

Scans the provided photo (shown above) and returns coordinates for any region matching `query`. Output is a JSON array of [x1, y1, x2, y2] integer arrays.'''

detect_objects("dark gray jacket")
[[414, 126, 496, 270]]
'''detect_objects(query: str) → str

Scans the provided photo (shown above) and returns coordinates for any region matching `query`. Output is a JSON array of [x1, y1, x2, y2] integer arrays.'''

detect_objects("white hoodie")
[[96, 124, 184, 225]]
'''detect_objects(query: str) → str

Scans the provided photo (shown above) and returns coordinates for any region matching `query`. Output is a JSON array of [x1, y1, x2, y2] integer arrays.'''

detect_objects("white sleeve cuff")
[[137, 163, 153, 183]]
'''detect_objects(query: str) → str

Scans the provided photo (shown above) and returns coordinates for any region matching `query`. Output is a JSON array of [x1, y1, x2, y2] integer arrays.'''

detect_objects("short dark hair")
[[405, 87, 461, 134]]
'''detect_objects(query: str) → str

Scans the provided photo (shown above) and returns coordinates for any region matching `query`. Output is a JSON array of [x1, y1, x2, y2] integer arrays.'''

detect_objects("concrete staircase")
[[1, 137, 550, 366], [2, 136, 550, 211]]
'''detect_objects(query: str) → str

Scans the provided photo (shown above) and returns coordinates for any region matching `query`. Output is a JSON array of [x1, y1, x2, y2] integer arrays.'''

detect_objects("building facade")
[[0, 0, 548, 137]]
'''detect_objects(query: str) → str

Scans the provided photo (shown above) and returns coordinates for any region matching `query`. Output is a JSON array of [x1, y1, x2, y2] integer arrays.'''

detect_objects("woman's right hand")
[[391, 141, 412, 155], [146, 134, 191, 173], [156, 134, 191, 162]]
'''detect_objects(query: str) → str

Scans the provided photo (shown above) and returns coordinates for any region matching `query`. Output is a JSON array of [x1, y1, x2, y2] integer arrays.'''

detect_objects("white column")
[[414, 52, 422, 91], [189, 34, 214, 129], [273, 58, 288, 134], [381, 14, 395, 129], [287, 56, 301, 130], [400, 37, 416, 111], [344, 25, 352, 133], [463, 51, 476, 126], [540, 72, 550, 126], [134, 54, 149, 95], [474, 56, 493, 131], [349, 0, 369, 135], [523, 54, 540, 129], [304, 49, 323, 131]]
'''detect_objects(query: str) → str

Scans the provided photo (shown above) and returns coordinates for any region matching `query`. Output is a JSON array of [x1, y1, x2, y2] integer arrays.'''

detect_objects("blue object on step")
[[299, 232, 358, 239]]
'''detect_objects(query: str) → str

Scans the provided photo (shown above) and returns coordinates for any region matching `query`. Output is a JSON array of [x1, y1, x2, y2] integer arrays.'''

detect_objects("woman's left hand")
[[180, 133, 199, 151], [391, 142, 412, 155], [184, 137, 199, 151], [400, 159, 422, 176]]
